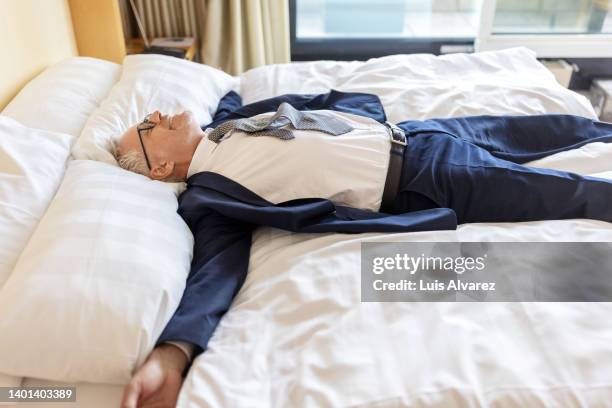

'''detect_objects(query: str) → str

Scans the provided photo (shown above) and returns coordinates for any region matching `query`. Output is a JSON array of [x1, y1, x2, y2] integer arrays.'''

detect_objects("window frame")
[[476, 0, 612, 58]]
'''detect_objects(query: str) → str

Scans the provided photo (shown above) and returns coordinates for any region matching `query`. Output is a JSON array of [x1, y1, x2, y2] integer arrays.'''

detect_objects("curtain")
[[198, 0, 290, 75], [132, 0, 199, 38], [118, 0, 290, 75]]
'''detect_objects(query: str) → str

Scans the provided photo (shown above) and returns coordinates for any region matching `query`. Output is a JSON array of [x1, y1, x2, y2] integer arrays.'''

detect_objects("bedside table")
[[126, 37, 197, 61]]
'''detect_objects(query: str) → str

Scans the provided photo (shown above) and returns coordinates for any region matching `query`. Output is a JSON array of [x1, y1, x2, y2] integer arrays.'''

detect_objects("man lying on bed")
[[115, 90, 612, 408]]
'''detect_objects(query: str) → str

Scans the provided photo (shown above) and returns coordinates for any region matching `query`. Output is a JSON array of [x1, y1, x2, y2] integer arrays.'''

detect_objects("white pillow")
[[72, 54, 237, 165], [1, 57, 120, 137], [240, 47, 597, 122], [0, 116, 73, 287], [0, 160, 192, 384]]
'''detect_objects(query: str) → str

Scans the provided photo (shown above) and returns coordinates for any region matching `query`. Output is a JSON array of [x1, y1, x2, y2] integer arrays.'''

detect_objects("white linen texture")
[[240, 47, 596, 123]]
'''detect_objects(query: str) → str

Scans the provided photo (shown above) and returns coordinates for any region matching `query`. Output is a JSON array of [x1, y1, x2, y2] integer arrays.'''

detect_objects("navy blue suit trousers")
[[393, 114, 612, 223]]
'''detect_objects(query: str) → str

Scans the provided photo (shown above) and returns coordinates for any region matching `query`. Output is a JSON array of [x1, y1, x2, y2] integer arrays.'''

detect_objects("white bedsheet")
[[182, 222, 612, 407], [179, 49, 612, 407]]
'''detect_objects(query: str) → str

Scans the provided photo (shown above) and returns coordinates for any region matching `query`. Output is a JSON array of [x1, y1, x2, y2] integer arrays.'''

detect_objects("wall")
[[68, 0, 126, 64], [0, 0, 77, 110]]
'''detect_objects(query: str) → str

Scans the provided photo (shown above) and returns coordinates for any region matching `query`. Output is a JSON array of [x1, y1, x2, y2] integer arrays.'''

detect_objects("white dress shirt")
[[166, 110, 392, 361], [188, 110, 391, 211]]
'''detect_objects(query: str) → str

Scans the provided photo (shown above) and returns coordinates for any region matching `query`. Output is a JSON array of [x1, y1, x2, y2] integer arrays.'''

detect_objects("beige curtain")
[[118, 0, 290, 75], [132, 0, 199, 38], [198, 0, 290, 75]]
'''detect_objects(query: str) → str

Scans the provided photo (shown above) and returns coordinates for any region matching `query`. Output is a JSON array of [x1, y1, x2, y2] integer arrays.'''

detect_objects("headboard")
[[0, 0, 77, 111]]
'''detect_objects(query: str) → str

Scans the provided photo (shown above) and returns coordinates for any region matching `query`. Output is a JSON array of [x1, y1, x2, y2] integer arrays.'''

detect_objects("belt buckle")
[[385, 121, 406, 146], [391, 135, 407, 147]]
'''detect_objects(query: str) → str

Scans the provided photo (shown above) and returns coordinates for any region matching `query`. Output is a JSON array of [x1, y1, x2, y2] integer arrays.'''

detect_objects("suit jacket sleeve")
[[156, 205, 255, 356], [156, 172, 457, 357]]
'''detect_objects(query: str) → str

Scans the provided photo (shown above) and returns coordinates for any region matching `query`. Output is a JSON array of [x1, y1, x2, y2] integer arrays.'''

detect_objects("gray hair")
[[109, 138, 149, 177], [109, 138, 184, 183]]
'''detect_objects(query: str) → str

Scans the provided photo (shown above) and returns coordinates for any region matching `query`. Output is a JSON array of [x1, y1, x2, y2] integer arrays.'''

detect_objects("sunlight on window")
[[493, 0, 612, 34], [297, 0, 483, 39], [296, 0, 612, 39]]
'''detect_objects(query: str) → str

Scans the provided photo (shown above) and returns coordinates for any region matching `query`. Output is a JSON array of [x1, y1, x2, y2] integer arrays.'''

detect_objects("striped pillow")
[[0, 159, 192, 383]]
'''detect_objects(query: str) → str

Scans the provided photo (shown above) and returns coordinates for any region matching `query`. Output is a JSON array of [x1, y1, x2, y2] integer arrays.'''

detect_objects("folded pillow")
[[0, 160, 192, 383], [1, 57, 120, 137], [0, 116, 73, 288], [72, 54, 237, 165]]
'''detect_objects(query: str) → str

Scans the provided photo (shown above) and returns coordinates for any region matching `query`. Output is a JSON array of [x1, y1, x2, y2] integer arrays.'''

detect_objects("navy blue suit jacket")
[[156, 91, 458, 355]]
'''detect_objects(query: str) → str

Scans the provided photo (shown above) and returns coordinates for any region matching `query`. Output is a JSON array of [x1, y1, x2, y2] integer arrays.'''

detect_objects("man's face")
[[118, 110, 202, 180]]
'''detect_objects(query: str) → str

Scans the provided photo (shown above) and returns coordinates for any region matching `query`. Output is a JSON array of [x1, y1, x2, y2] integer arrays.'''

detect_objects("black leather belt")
[[380, 121, 407, 213]]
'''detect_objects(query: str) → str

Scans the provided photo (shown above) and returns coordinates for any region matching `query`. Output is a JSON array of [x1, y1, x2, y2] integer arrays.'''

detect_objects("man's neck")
[[180, 133, 205, 181]]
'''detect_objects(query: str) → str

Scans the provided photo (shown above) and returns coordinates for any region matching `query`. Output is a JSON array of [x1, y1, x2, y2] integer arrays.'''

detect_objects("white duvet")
[[178, 49, 612, 407]]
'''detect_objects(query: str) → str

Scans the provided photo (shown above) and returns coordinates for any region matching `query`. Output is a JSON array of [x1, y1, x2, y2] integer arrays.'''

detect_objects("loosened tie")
[[207, 102, 354, 143]]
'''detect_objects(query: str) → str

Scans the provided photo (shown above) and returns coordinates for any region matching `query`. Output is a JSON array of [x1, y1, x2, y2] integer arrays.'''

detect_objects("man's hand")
[[121, 344, 189, 408]]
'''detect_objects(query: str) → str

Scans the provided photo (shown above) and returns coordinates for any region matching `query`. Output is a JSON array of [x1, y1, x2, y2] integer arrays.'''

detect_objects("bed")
[[1, 47, 611, 407]]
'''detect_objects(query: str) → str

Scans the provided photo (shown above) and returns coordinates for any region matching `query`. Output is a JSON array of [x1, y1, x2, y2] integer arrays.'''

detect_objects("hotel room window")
[[291, 0, 612, 60], [291, 0, 483, 59]]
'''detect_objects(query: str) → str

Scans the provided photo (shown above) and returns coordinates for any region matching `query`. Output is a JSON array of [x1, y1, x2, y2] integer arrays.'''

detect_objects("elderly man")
[[116, 90, 612, 407]]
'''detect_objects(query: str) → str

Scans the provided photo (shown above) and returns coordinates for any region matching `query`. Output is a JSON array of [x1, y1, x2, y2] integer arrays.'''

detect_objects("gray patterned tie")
[[207, 102, 354, 143]]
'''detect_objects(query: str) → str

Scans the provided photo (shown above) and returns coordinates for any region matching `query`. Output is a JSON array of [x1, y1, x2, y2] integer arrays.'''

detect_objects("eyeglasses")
[[136, 113, 156, 170]]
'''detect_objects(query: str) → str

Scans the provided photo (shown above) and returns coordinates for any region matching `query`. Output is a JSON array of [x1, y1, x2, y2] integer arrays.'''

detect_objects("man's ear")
[[149, 161, 175, 181]]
